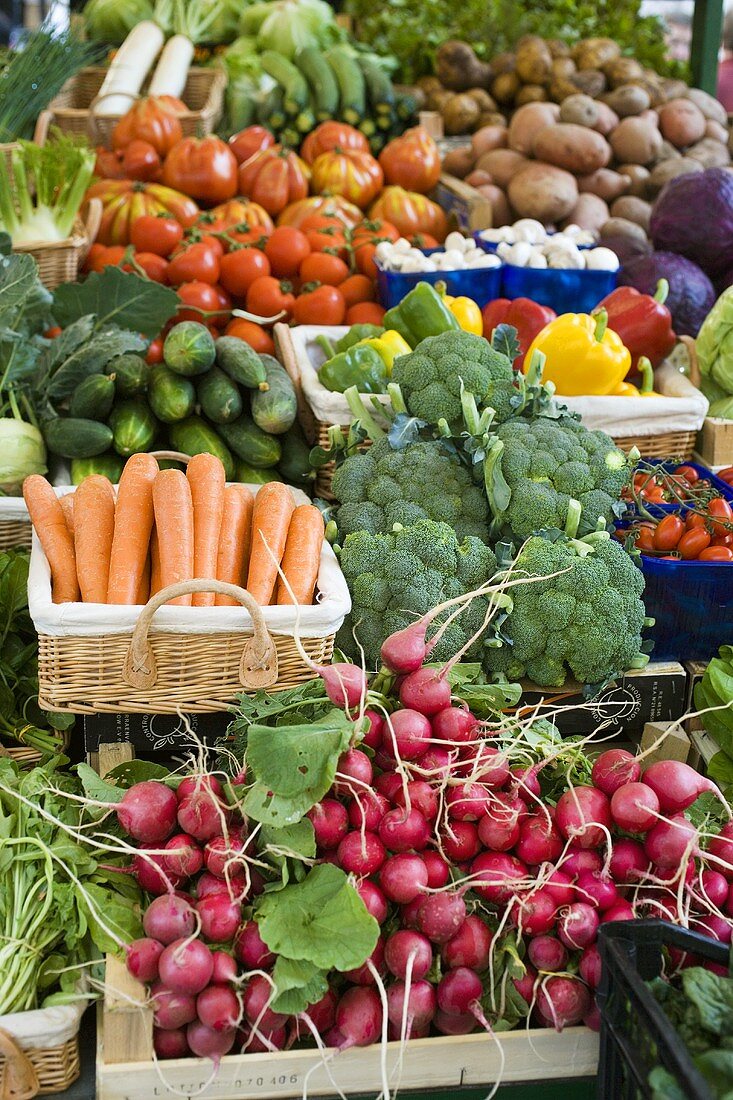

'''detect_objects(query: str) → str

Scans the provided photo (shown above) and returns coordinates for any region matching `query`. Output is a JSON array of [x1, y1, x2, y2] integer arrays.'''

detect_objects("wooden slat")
[[273, 322, 318, 444]]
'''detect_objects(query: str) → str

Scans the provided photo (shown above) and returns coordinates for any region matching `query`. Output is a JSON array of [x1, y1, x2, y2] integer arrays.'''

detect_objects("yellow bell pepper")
[[611, 357, 661, 398], [360, 329, 411, 373], [443, 294, 483, 335], [524, 309, 632, 396]]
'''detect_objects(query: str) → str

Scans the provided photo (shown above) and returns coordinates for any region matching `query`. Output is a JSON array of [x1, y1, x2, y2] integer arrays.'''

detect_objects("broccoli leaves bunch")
[[336, 519, 498, 668], [483, 533, 647, 688]]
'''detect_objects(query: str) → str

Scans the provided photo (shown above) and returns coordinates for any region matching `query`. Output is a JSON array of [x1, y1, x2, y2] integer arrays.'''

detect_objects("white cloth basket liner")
[[289, 325, 392, 425], [0, 997, 84, 1051], [560, 362, 708, 436]]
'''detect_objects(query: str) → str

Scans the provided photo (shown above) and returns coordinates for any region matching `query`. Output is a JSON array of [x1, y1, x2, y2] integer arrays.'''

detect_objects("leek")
[[0, 135, 96, 247]]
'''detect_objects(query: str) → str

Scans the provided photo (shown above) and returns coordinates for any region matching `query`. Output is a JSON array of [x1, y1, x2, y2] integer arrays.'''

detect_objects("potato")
[[656, 139, 678, 163], [548, 39, 571, 58], [515, 37, 553, 85], [561, 193, 609, 234], [416, 76, 443, 96], [603, 57, 644, 88], [551, 58, 576, 82], [465, 88, 497, 113], [631, 77, 665, 109], [549, 78, 580, 103], [661, 79, 689, 102], [685, 139, 731, 169], [571, 70, 607, 98], [574, 38, 621, 71], [658, 98, 706, 149], [476, 148, 528, 188], [442, 146, 475, 179], [428, 88, 454, 112], [508, 101, 560, 154], [685, 87, 728, 126], [507, 162, 578, 222], [471, 125, 508, 158], [705, 120, 729, 144], [609, 117, 663, 165], [492, 72, 521, 105], [578, 168, 631, 201], [516, 84, 548, 105], [436, 41, 492, 92], [617, 163, 650, 197], [465, 169, 493, 187], [647, 156, 703, 195], [639, 109, 659, 127], [532, 123, 611, 175], [609, 196, 652, 230], [560, 94, 599, 128], [603, 84, 650, 118], [600, 217, 648, 243], [475, 184, 511, 226], [443, 94, 481, 134], [491, 52, 516, 76], [592, 102, 620, 136], [478, 111, 508, 129]]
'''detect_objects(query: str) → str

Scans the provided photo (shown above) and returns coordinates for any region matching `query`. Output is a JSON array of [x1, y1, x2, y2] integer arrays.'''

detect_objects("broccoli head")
[[337, 519, 498, 667], [483, 534, 647, 687], [333, 435, 490, 543], [488, 415, 634, 540], [391, 330, 516, 427]]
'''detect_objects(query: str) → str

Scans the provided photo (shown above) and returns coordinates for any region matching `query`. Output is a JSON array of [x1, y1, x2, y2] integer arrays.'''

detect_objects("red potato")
[[442, 146, 475, 179], [507, 162, 578, 222], [658, 98, 706, 149], [532, 123, 611, 175], [476, 148, 528, 188], [591, 102, 619, 136], [475, 184, 511, 225], [471, 126, 507, 158], [508, 101, 561, 155], [577, 168, 631, 202], [561, 193, 609, 234]]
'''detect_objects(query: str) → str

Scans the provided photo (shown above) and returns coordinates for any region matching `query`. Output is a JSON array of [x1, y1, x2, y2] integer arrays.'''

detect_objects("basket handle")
[[32, 110, 52, 147], [79, 198, 103, 261], [88, 90, 141, 145], [122, 580, 279, 691], [0, 1026, 40, 1100], [150, 450, 193, 464], [679, 335, 700, 389]]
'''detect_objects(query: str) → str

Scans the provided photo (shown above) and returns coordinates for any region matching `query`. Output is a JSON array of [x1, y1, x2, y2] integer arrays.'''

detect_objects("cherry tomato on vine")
[[676, 464, 700, 484], [677, 528, 711, 559], [653, 515, 685, 551], [699, 546, 733, 561], [707, 497, 733, 537], [219, 248, 271, 297], [130, 214, 184, 257], [686, 512, 707, 530], [264, 226, 310, 278], [634, 528, 655, 552], [167, 242, 221, 287]]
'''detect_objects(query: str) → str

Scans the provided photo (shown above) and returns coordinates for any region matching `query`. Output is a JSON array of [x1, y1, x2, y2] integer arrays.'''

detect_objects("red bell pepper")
[[597, 279, 676, 377], [481, 297, 556, 368]]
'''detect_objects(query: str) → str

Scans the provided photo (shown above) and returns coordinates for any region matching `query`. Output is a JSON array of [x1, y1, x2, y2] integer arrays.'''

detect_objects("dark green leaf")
[[105, 759, 170, 787], [53, 268, 178, 338], [76, 762, 125, 807], [387, 413, 426, 450], [271, 957, 329, 1015], [491, 324, 521, 362], [0, 252, 38, 325], [682, 967, 733, 1036], [81, 883, 143, 954], [45, 328, 145, 400]]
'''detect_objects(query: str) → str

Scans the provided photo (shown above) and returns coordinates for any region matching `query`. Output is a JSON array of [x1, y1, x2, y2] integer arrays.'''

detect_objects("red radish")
[[133, 847, 180, 895], [462, 744, 510, 788], [197, 894, 241, 943], [644, 815, 698, 868], [196, 870, 247, 902], [143, 895, 196, 945], [348, 790, 390, 831], [477, 803, 521, 851], [151, 982, 197, 1029], [334, 748, 373, 798], [118, 782, 178, 844], [544, 870, 576, 907], [697, 869, 729, 908], [234, 920, 275, 969], [384, 930, 433, 980], [579, 945, 602, 988], [513, 966, 538, 1005], [380, 853, 429, 904], [558, 903, 599, 949], [434, 1009, 476, 1034], [611, 782, 660, 833], [334, 986, 382, 1047], [177, 792, 224, 842], [401, 896, 425, 929], [442, 915, 492, 971], [585, 1004, 602, 1032], [242, 975, 287, 1031], [380, 619, 437, 674], [642, 760, 716, 814], [379, 807, 430, 852], [318, 662, 367, 710], [343, 938, 385, 985], [417, 892, 466, 944], [240, 1025, 287, 1053], [591, 749, 641, 795], [163, 834, 204, 879], [197, 984, 241, 1031], [177, 775, 224, 802], [441, 821, 480, 862], [303, 989, 337, 1033], [515, 815, 563, 865], [432, 706, 478, 745], [514, 888, 557, 936], [387, 979, 436, 1029], [600, 901, 635, 922], [422, 850, 450, 889], [399, 668, 452, 716], [609, 838, 648, 882], [388, 1018, 430, 1041], [186, 1020, 235, 1060], [528, 935, 567, 972], [575, 872, 619, 911], [204, 833, 249, 880], [471, 852, 527, 904], [361, 709, 384, 750], [536, 976, 591, 1030], [419, 746, 454, 777], [511, 766, 541, 799], [556, 786, 611, 849], [437, 967, 482, 1016], [308, 799, 349, 849], [127, 938, 164, 982], [392, 780, 438, 822], [159, 938, 214, 995], [446, 783, 491, 821], [708, 822, 733, 870], [696, 913, 733, 943], [154, 1027, 189, 1058], [211, 952, 237, 984], [562, 849, 603, 876], [375, 772, 403, 802], [383, 709, 432, 760], [337, 831, 386, 874], [356, 880, 389, 924]]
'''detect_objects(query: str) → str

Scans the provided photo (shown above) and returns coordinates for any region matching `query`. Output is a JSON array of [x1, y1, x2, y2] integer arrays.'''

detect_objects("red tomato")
[[112, 96, 183, 156], [167, 242, 220, 287], [379, 127, 441, 194], [246, 276, 295, 320], [184, 231, 225, 259], [264, 226, 310, 277], [634, 528, 655, 552], [130, 214, 183, 257], [339, 274, 376, 307], [176, 281, 228, 323], [121, 139, 162, 182], [94, 146, 126, 180], [686, 512, 707, 530], [409, 232, 439, 249], [653, 515, 685, 551], [237, 145, 310, 217], [707, 497, 733, 537], [162, 136, 239, 205], [228, 125, 275, 165], [677, 528, 711, 559], [146, 337, 164, 364], [299, 252, 350, 286], [305, 228, 349, 261], [699, 546, 733, 561], [43, 326, 62, 339], [87, 245, 126, 273], [675, 464, 700, 484], [712, 534, 733, 546], [644, 488, 667, 503], [219, 248, 271, 297], [223, 318, 275, 355], [292, 285, 346, 326], [223, 226, 271, 250], [346, 302, 386, 325], [132, 251, 169, 283]]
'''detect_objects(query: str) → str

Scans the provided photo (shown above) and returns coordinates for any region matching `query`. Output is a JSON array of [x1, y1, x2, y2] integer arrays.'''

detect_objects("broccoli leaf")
[[491, 323, 521, 363], [388, 412, 427, 450], [53, 267, 178, 337], [271, 957, 329, 1015]]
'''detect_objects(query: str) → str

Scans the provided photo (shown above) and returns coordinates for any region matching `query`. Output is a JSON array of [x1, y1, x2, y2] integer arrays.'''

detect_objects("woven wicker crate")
[[45, 67, 225, 147], [13, 198, 102, 291], [613, 430, 697, 460], [0, 517, 32, 551], [0, 1030, 80, 1096]]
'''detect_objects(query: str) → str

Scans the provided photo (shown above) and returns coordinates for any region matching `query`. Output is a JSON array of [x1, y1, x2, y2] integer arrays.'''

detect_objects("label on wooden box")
[[83, 711, 230, 752]]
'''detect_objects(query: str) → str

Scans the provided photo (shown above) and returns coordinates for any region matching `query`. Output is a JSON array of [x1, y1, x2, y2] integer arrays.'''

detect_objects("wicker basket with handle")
[[0, 997, 83, 1097], [12, 198, 102, 291]]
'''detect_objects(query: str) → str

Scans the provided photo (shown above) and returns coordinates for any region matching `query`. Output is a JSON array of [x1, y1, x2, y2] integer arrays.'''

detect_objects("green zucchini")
[[148, 365, 196, 424], [257, 85, 286, 131], [218, 415, 281, 469], [260, 51, 309, 116], [197, 367, 243, 425], [396, 91, 420, 122], [359, 56, 395, 114], [169, 417, 235, 480], [215, 336, 268, 390], [164, 322, 216, 377], [44, 418, 114, 460], [235, 461, 283, 485], [297, 47, 339, 121], [109, 399, 158, 457], [278, 425, 315, 486], [295, 107, 317, 135], [281, 126, 300, 148], [69, 374, 116, 420], [107, 353, 149, 397], [250, 357, 297, 435], [70, 453, 125, 485], [326, 47, 366, 125]]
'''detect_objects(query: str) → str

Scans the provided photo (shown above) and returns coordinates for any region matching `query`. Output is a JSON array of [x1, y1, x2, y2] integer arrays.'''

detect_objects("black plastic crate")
[[597, 919, 729, 1100]]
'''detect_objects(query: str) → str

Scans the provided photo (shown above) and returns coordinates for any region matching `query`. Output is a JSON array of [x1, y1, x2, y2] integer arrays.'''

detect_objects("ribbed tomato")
[[311, 149, 383, 209], [86, 181, 199, 245], [300, 121, 370, 165], [277, 194, 363, 230], [162, 136, 239, 205], [112, 96, 183, 156], [199, 199, 274, 234], [228, 125, 276, 166], [379, 127, 441, 194], [237, 146, 310, 217], [369, 186, 448, 242]]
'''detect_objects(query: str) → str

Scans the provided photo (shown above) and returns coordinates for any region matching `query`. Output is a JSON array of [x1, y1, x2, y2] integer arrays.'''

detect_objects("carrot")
[[22, 476, 79, 603], [276, 505, 325, 605], [135, 553, 151, 604], [246, 482, 295, 605], [215, 485, 254, 606], [187, 452, 226, 608], [73, 475, 115, 603], [150, 527, 161, 596], [152, 469, 194, 606], [59, 493, 74, 537], [107, 453, 159, 604]]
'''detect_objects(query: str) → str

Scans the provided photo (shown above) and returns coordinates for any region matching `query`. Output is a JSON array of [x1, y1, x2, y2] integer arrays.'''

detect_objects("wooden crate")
[[433, 174, 492, 233], [697, 417, 733, 467], [95, 742, 599, 1099]]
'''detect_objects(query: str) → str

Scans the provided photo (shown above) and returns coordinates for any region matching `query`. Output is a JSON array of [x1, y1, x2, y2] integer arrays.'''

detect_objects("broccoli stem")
[[343, 385, 385, 441], [564, 499, 582, 539], [483, 439, 512, 519], [387, 383, 407, 415]]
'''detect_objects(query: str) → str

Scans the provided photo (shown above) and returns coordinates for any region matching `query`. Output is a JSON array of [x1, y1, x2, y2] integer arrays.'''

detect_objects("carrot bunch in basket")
[[22, 455, 325, 608]]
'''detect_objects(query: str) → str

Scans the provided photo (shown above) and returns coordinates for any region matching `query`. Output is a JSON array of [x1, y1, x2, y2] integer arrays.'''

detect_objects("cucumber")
[[69, 374, 116, 420], [70, 453, 125, 485], [197, 367, 243, 425], [107, 353, 148, 397], [218, 415, 281, 468], [396, 91, 419, 122], [44, 417, 114, 460], [109, 399, 158, 457], [250, 357, 297, 435], [148, 365, 196, 423], [359, 56, 395, 114], [164, 322, 216, 376], [235, 461, 283, 485], [278, 425, 315, 486], [260, 51, 309, 116], [169, 417, 235, 480], [215, 336, 268, 390], [297, 47, 339, 121], [257, 85, 286, 131], [326, 47, 366, 125]]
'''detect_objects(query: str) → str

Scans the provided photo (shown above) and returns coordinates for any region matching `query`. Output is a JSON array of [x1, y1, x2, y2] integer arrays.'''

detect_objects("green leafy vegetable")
[[53, 267, 179, 338], [271, 957, 329, 1015]]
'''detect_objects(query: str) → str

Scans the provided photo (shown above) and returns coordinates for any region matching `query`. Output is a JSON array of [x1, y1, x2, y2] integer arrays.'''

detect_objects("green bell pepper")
[[318, 344, 389, 394], [382, 281, 461, 346], [335, 324, 385, 353]]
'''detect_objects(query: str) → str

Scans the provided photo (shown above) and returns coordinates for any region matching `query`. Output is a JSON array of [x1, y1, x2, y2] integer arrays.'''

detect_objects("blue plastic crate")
[[501, 263, 617, 314], [375, 262, 503, 310], [622, 460, 733, 520]]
